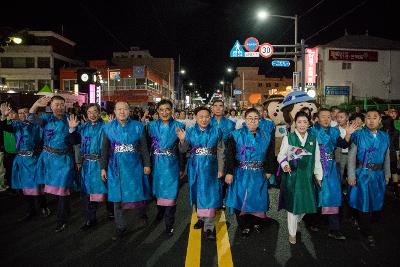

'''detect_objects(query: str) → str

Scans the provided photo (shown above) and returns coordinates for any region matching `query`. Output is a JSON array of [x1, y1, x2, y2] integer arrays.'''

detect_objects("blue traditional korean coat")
[[76, 120, 107, 195], [210, 116, 235, 142], [184, 124, 223, 209], [29, 113, 75, 191], [348, 128, 389, 212], [103, 119, 151, 203], [8, 121, 41, 190], [147, 118, 184, 201], [309, 124, 343, 207], [226, 125, 272, 213]]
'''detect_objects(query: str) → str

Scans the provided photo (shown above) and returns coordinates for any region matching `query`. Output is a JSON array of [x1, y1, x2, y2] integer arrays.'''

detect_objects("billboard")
[[305, 48, 318, 86]]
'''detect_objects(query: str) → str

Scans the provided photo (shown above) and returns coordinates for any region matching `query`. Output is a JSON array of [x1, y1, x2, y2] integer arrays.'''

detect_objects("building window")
[[266, 83, 271, 87], [136, 78, 146, 89], [342, 62, 351, 70], [1, 57, 12, 68], [274, 82, 279, 87], [37, 57, 50, 68], [5, 80, 35, 92], [26, 58, 35, 68], [63, 79, 77, 91], [0, 57, 34, 68], [258, 83, 263, 87]]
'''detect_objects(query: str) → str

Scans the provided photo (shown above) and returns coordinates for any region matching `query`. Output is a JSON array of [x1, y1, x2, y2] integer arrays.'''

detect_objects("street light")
[[220, 81, 224, 85], [180, 69, 186, 75], [256, 9, 301, 90], [257, 10, 298, 72], [256, 10, 298, 47], [227, 67, 233, 73], [256, 10, 268, 20], [10, 36, 23, 44]]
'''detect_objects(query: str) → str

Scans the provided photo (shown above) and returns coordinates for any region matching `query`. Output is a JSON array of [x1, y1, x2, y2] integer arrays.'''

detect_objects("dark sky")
[[1, 0, 397, 94]]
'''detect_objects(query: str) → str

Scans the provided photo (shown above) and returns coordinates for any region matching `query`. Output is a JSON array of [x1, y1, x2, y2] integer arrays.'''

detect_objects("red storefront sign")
[[305, 47, 318, 86], [329, 50, 378, 61]]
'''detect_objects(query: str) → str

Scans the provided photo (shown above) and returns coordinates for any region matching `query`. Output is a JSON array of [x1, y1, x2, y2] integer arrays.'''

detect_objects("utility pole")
[[301, 39, 306, 91]]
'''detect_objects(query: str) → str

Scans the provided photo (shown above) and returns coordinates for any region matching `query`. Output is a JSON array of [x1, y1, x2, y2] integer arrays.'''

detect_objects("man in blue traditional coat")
[[28, 95, 75, 232], [210, 100, 235, 208], [147, 99, 184, 236], [0, 103, 50, 221], [210, 100, 235, 141], [68, 103, 114, 231], [177, 106, 225, 240], [225, 107, 276, 237], [309, 108, 357, 240], [348, 109, 390, 247], [100, 101, 151, 240]]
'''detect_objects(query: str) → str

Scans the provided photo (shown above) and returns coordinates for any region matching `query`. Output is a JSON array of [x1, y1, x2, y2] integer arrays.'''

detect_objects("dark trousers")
[[234, 209, 263, 230], [83, 195, 98, 223], [25, 195, 47, 214], [157, 205, 177, 228], [4, 153, 15, 187], [358, 212, 372, 236], [327, 213, 340, 231], [114, 203, 147, 231], [82, 195, 114, 223], [303, 212, 321, 227], [57, 196, 70, 224]]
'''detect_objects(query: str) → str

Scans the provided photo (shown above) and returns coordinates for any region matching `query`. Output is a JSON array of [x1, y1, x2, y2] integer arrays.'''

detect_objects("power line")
[[299, 0, 327, 19], [274, 0, 328, 44], [305, 1, 367, 42]]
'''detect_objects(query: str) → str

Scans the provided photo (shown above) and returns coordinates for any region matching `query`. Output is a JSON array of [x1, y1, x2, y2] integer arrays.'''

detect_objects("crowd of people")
[[0, 94, 398, 248]]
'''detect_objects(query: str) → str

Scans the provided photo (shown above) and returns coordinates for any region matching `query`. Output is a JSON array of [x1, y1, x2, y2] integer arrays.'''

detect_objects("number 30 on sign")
[[259, 43, 274, 59]]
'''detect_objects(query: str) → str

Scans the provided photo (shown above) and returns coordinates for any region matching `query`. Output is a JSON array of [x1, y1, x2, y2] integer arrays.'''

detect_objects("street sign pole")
[[301, 39, 306, 91]]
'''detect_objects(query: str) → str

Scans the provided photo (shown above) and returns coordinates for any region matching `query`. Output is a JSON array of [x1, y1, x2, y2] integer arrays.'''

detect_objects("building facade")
[[60, 58, 173, 107], [232, 67, 292, 106], [0, 31, 82, 93], [112, 47, 175, 101], [312, 34, 400, 106]]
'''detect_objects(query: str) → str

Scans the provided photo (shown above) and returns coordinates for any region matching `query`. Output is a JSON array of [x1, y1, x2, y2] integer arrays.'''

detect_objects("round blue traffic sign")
[[244, 37, 259, 52]]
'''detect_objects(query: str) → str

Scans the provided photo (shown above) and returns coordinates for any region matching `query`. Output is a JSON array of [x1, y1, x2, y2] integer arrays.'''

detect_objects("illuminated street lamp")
[[256, 9, 298, 60], [10, 36, 23, 44], [257, 10, 268, 20], [180, 69, 186, 75], [227, 67, 233, 73]]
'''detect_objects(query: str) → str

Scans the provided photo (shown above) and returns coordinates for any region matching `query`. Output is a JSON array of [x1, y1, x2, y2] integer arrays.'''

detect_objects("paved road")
[[1, 182, 400, 266]]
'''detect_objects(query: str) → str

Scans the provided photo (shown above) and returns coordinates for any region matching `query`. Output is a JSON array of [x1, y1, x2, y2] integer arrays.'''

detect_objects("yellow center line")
[[215, 209, 234, 267], [185, 208, 202, 267]]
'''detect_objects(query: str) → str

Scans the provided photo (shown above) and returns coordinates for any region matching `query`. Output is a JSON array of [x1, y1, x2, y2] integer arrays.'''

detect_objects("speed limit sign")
[[259, 43, 274, 58]]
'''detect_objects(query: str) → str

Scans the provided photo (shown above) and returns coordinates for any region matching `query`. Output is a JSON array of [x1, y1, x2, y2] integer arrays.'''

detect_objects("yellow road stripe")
[[185, 208, 201, 267], [215, 210, 234, 267]]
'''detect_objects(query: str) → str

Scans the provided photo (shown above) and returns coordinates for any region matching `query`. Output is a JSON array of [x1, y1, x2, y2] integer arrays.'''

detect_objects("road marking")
[[185, 208, 201, 267], [215, 210, 233, 267]]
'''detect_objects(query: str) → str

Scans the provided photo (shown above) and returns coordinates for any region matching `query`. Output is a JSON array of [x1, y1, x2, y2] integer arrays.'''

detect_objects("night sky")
[[1, 0, 397, 94]]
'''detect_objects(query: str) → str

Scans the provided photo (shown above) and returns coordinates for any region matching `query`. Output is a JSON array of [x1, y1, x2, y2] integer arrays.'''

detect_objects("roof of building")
[[28, 31, 76, 46], [320, 34, 400, 50]]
